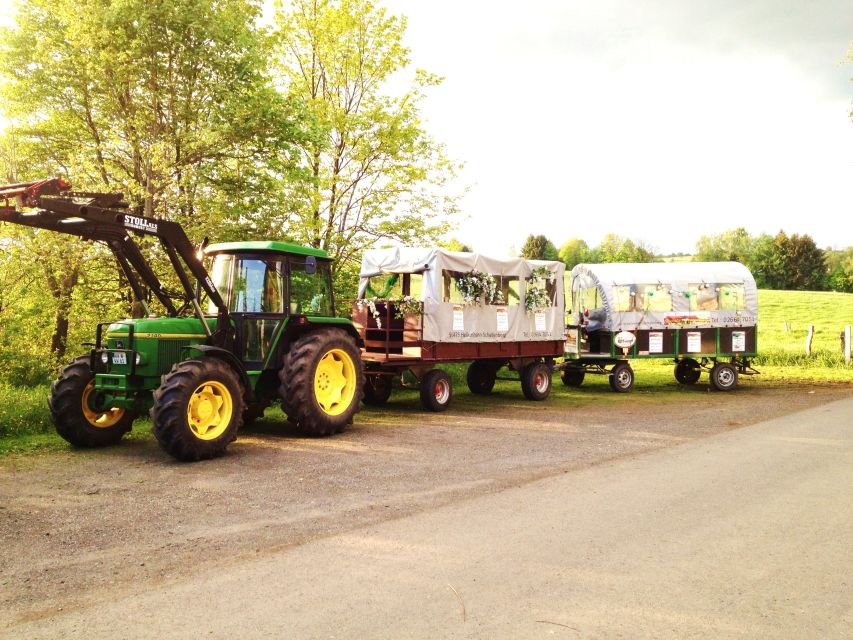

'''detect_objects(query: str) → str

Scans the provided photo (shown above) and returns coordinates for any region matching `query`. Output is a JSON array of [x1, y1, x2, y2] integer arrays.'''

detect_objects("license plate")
[[111, 352, 127, 365]]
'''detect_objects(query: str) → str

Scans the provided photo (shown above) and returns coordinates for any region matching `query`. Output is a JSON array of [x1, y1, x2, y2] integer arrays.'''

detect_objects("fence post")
[[805, 324, 814, 356], [845, 325, 851, 365]]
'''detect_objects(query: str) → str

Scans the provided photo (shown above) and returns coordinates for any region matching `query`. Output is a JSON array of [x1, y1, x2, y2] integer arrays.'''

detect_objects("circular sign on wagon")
[[614, 331, 636, 350]]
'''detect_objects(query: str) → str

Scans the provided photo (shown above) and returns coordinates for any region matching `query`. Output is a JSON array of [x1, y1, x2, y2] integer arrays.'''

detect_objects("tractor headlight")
[[100, 352, 109, 364], [135, 353, 142, 365]]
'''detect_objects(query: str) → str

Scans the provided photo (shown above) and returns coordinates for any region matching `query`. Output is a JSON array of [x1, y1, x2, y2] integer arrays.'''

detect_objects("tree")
[[441, 238, 473, 253], [694, 227, 753, 262], [274, 0, 459, 275], [1, 0, 303, 361], [558, 238, 590, 270], [756, 231, 827, 290], [594, 234, 655, 263], [519, 234, 558, 260]]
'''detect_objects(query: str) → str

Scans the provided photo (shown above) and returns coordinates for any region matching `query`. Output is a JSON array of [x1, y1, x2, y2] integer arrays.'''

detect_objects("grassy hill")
[[758, 290, 853, 366]]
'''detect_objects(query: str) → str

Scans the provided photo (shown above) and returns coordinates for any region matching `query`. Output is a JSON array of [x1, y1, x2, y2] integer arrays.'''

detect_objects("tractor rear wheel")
[[50, 355, 136, 448], [151, 359, 244, 462], [279, 329, 363, 436]]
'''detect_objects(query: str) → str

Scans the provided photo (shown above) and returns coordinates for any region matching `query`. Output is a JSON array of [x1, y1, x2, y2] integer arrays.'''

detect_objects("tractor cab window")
[[290, 258, 332, 316], [232, 259, 285, 314]]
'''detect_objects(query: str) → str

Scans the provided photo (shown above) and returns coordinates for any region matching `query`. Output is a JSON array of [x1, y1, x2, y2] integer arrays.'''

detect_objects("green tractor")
[[0, 178, 363, 461]]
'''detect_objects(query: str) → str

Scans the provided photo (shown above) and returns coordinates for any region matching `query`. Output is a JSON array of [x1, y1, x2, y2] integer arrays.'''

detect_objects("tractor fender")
[[183, 344, 253, 402], [279, 317, 364, 354]]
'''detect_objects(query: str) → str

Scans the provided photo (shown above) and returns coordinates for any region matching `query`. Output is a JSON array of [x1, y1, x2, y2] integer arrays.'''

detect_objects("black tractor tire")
[[363, 374, 393, 406], [466, 360, 499, 395], [710, 362, 738, 391], [609, 362, 635, 393], [521, 361, 552, 401], [420, 369, 452, 412], [674, 359, 701, 385], [559, 367, 586, 387], [50, 355, 136, 448], [279, 329, 363, 436], [151, 358, 245, 462]]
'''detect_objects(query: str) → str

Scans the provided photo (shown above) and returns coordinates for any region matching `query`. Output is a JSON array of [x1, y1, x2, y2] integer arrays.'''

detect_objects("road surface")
[[4, 394, 851, 638]]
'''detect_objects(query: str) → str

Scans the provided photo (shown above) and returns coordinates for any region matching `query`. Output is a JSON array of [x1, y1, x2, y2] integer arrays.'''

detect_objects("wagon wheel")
[[608, 362, 635, 393], [420, 369, 452, 412], [674, 359, 701, 385]]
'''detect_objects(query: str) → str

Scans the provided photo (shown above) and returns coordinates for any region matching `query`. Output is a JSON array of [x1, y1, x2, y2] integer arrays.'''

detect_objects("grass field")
[[1, 289, 850, 448]]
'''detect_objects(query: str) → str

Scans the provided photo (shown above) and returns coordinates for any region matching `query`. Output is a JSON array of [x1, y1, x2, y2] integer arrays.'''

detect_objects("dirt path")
[[0, 382, 849, 630]]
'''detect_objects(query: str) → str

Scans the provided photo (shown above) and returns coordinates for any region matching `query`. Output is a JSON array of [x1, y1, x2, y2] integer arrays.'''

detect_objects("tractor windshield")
[[205, 253, 332, 316]]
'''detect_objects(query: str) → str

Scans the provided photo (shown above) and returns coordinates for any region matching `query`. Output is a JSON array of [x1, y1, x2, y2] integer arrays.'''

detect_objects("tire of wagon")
[[559, 366, 586, 387], [279, 328, 364, 436], [151, 358, 245, 462], [674, 359, 701, 385], [466, 360, 499, 395], [420, 369, 452, 412], [521, 361, 552, 401], [50, 355, 136, 448], [710, 362, 738, 391], [608, 361, 635, 393], [363, 374, 393, 406]]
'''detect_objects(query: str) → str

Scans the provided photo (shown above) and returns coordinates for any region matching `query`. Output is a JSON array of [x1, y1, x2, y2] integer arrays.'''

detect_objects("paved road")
[[7, 395, 852, 639]]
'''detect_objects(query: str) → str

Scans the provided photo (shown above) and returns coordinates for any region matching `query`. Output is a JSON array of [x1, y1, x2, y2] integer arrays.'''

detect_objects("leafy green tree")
[[441, 239, 473, 253], [756, 231, 827, 290], [274, 0, 459, 274], [694, 227, 753, 262], [558, 238, 590, 270], [0, 0, 304, 364], [594, 234, 655, 263], [519, 234, 559, 260]]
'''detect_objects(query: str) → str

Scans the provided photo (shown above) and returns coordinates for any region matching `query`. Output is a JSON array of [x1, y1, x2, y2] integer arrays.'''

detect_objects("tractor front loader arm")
[[0, 177, 233, 348]]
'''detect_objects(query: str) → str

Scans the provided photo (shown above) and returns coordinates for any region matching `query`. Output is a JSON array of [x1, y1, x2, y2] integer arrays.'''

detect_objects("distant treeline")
[[515, 230, 852, 292]]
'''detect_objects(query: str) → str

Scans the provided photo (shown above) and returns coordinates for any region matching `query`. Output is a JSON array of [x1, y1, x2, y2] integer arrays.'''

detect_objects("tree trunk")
[[48, 268, 80, 362]]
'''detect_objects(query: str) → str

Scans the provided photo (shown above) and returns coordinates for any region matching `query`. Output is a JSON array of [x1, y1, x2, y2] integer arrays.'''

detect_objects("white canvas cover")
[[359, 248, 565, 343], [569, 262, 758, 331]]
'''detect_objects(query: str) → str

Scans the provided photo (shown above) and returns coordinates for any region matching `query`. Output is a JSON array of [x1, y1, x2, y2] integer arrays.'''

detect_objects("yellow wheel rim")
[[314, 348, 357, 416], [186, 380, 233, 440], [81, 381, 126, 428]]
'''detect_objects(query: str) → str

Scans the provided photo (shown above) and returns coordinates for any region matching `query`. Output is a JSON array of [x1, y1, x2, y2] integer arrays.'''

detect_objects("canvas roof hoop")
[[569, 262, 758, 332], [358, 248, 566, 343]]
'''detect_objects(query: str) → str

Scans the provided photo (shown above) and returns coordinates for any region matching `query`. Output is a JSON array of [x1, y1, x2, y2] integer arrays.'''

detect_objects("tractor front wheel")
[[50, 355, 136, 448], [279, 329, 363, 436], [151, 359, 245, 461]]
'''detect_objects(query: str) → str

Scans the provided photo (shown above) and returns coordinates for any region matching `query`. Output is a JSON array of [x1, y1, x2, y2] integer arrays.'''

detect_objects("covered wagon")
[[562, 261, 759, 391], [353, 248, 565, 410]]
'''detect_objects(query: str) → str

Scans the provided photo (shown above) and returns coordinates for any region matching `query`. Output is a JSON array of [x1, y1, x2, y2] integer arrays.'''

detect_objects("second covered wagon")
[[352, 247, 565, 410], [562, 261, 760, 391]]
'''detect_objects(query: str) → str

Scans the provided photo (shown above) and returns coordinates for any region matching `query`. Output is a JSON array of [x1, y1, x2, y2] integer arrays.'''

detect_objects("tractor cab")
[[203, 241, 335, 366]]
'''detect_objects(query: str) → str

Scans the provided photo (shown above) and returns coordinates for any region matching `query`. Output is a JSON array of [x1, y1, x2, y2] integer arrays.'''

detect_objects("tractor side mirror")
[[305, 255, 317, 275]]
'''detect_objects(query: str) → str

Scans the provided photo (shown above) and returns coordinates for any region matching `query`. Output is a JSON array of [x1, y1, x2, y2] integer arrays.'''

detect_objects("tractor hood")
[[105, 317, 212, 340]]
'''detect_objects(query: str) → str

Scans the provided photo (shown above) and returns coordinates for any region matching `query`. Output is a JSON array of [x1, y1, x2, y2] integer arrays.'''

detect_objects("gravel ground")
[[0, 381, 849, 629]]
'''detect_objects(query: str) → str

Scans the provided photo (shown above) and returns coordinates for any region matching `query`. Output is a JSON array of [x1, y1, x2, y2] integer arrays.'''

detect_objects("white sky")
[[1, 0, 850, 255], [384, 0, 853, 255]]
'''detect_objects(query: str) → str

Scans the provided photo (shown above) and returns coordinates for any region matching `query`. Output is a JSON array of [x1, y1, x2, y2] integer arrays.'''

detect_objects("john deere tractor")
[[0, 178, 363, 461]]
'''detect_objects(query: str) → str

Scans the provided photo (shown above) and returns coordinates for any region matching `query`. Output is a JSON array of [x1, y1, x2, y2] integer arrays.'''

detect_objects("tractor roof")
[[205, 241, 329, 259]]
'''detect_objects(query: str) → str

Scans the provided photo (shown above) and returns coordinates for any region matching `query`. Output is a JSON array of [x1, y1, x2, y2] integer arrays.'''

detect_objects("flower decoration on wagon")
[[455, 270, 502, 306], [525, 266, 555, 314], [392, 295, 422, 319], [356, 297, 383, 328]]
